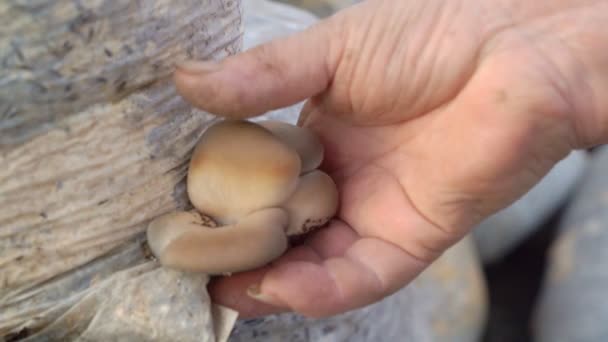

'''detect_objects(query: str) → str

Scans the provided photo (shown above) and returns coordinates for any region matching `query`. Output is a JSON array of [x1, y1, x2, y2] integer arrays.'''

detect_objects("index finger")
[[173, 17, 340, 119]]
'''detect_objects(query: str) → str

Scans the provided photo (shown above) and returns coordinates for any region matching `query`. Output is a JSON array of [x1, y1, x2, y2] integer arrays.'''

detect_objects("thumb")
[[173, 17, 341, 118]]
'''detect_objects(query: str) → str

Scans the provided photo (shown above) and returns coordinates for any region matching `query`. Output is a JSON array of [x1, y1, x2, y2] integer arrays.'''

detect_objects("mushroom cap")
[[282, 170, 339, 236], [147, 208, 289, 274], [188, 120, 301, 224], [258, 120, 324, 174]]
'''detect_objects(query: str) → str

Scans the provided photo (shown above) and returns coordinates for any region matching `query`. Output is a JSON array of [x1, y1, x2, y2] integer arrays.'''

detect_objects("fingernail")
[[246, 283, 285, 307], [176, 60, 221, 74]]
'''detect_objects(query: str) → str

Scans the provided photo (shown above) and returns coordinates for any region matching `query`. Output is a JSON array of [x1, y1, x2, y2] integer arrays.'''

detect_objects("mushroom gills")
[[147, 208, 289, 274]]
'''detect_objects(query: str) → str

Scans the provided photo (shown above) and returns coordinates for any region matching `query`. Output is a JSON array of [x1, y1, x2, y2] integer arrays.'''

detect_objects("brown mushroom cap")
[[282, 170, 339, 236], [258, 120, 324, 174], [188, 120, 302, 224], [147, 208, 289, 274]]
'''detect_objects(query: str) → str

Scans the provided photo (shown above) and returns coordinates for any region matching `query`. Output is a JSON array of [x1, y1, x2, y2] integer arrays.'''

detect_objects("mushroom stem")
[[147, 208, 289, 274]]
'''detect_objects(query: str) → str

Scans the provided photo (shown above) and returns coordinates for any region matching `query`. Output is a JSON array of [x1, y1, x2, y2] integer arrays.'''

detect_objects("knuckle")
[[251, 43, 286, 82]]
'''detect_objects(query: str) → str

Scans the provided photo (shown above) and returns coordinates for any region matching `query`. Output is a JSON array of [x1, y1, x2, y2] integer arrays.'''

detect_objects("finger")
[[208, 222, 355, 318], [303, 219, 357, 258], [248, 221, 429, 317], [243, 167, 456, 317], [208, 266, 280, 319], [173, 17, 341, 118], [209, 242, 324, 318]]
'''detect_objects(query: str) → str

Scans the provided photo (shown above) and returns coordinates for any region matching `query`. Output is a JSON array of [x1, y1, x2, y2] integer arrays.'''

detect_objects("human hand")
[[174, 0, 608, 317]]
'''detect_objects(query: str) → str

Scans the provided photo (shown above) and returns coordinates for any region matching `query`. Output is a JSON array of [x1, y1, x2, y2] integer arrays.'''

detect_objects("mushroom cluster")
[[146, 120, 339, 274]]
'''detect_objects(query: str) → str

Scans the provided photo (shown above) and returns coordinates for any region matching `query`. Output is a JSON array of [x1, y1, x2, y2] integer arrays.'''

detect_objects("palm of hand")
[[211, 61, 571, 317]]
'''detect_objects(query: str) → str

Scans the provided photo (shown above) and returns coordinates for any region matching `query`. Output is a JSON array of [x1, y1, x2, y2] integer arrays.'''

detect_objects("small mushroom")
[[187, 120, 302, 224], [146, 208, 289, 274], [258, 120, 324, 174], [147, 119, 339, 275], [281, 170, 339, 236]]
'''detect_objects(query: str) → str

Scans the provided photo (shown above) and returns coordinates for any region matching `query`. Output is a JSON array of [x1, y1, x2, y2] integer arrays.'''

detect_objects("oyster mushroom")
[[187, 120, 302, 224], [147, 119, 339, 274], [147, 209, 289, 274]]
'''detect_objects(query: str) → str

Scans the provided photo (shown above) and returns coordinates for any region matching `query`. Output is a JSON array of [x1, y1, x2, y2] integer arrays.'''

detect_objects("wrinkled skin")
[[174, 0, 608, 318]]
